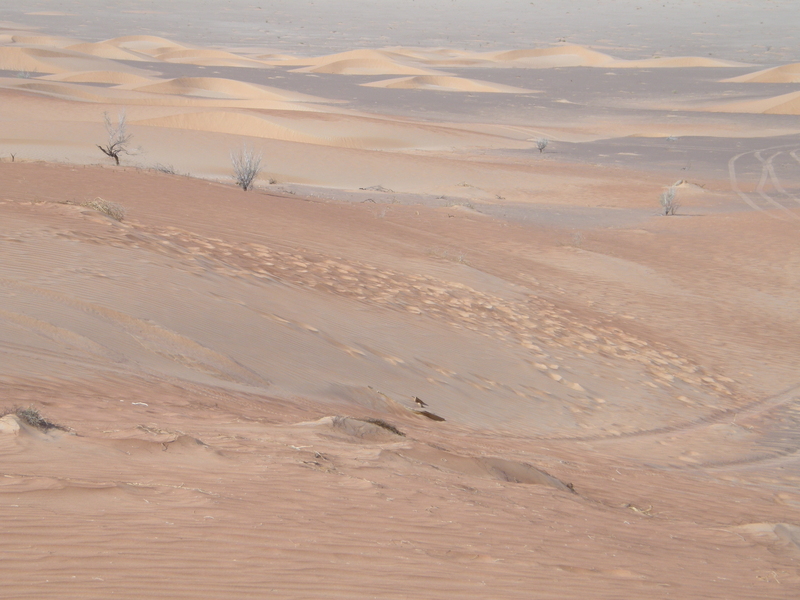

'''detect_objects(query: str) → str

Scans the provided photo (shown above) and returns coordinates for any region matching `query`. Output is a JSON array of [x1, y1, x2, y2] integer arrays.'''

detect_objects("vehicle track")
[[528, 381, 800, 444], [728, 144, 800, 219]]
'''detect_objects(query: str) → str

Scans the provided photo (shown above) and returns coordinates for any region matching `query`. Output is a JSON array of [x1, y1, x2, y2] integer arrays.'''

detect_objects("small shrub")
[[81, 197, 126, 221], [536, 138, 549, 153], [230, 145, 262, 191], [2, 406, 65, 431], [659, 186, 679, 215]]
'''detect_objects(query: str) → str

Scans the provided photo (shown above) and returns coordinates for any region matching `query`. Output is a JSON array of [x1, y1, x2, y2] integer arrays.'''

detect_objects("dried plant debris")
[[81, 197, 126, 221], [360, 418, 406, 436], [2, 406, 66, 432]]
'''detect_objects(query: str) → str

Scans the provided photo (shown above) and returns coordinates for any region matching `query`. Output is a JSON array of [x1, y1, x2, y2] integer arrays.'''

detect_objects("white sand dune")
[[723, 63, 800, 83], [363, 75, 535, 94]]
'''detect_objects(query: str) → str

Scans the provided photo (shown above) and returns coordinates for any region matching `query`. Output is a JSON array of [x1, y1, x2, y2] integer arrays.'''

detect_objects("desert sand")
[[1, 2, 800, 598]]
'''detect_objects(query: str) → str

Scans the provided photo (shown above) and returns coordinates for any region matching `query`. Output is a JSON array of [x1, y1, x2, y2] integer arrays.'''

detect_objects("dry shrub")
[[81, 197, 126, 221], [2, 405, 65, 431], [660, 186, 679, 215], [231, 145, 262, 191]]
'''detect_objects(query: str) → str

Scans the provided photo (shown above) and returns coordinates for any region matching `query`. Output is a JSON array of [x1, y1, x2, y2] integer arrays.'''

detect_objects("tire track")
[[527, 381, 800, 445], [728, 144, 800, 219]]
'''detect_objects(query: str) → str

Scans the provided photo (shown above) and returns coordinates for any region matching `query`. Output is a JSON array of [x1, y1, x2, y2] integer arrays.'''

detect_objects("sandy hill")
[[1, 162, 799, 599]]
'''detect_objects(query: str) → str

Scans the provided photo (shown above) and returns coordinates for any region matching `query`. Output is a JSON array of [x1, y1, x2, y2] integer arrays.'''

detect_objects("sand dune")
[[285, 48, 442, 75], [0, 75, 331, 111], [294, 58, 439, 75], [131, 110, 503, 151], [66, 41, 153, 61], [286, 45, 749, 72], [103, 34, 187, 55], [132, 77, 320, 102], [0, 46, 148, 74], [492, 45, 615, 67], [8, 80, 141, 103], [490, 46, 747, 69], [41, 70, 157, 86], [150, 48, 271, 68], [133, 111, 367, 147], [362, 75, 535, 94], [703, 90, 800, 115], [724, 63, 800, 83]]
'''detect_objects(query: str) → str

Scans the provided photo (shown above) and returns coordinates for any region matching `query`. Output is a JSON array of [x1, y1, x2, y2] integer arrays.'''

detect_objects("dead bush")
[[81, 197, 126, 221], [2, 405, 65, 431]]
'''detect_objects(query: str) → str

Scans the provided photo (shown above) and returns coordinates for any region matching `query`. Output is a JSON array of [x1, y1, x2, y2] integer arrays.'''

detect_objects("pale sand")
[[2, 4, 800, 599]]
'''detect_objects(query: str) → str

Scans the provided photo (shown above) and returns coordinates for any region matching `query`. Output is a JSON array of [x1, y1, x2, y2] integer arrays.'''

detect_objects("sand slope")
[[724, 63, 800, 83], [1, 163, 800, 599], [2, 11, 800, 600], [0, 45, 149, 74], [703, 90, 800, 115]]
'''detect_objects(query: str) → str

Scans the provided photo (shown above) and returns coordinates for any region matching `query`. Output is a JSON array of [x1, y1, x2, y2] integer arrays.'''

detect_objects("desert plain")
[[1, 1, 800, 598]]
